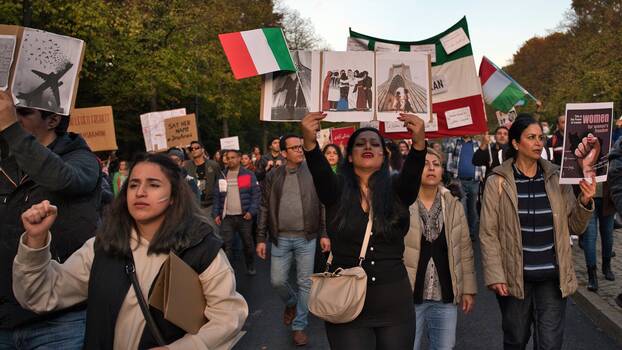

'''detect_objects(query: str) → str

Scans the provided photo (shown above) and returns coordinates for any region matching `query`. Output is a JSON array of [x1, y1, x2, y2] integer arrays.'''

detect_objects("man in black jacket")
[[0, 91, 101, 349], [472, 126, 509, 178], [255, 135, 330, 346], [255, 136, 284, 182]]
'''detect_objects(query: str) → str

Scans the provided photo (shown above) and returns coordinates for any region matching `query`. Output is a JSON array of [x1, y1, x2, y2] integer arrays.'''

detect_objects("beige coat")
[[479, 159, 593, 299], [13, 232, 248, 350], [404, 187, 477, 304]]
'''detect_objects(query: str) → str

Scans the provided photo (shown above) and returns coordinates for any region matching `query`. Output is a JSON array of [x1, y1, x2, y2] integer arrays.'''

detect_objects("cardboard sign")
[[559, 102, 614, 184], [330, 126, 356, 147], [220, 136, 240, 151], [140, 108, 187, 152], [165, 114, 198, 148], [68, 106, 117, 151]]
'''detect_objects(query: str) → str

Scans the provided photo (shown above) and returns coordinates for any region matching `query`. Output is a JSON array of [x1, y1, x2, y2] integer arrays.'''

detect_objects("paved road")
[[230, 242, 620, 349]]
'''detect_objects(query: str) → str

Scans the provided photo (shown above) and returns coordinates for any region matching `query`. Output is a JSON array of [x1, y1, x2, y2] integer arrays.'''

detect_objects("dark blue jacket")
[[213, 167, 260, 218]]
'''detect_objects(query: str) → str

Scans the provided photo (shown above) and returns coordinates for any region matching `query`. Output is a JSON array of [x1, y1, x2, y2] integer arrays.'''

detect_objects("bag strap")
[[326, 206, 374, 269], [125, 258, 166, 346]]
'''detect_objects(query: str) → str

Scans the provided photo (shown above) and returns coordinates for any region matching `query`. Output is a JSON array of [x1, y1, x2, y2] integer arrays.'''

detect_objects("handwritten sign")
[[331, 126, 356, 147], [220, 136, 240, 151], [165, 114, 198, 148], [68, 106, 117, 151], [440, 27, 470, 55], [445, 106, 473, 129]]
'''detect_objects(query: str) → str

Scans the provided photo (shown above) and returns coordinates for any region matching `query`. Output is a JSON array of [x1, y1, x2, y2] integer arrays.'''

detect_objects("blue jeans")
[[582, 198, 614, 267], [414, 302, 457, 350], [0, 310, 86, 350], [270, 237, 316, 331], [459, 179, 480, 238]]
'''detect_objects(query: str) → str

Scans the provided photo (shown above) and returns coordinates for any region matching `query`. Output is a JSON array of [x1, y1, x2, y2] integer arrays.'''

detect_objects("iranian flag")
[[479, 56, 534, 112], [347, 17, 488, 139], [219, 28, 296, 80]]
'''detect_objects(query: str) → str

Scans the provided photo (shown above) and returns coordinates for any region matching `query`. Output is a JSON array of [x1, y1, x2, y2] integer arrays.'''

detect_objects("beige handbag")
[[308, 208, 373, 324]]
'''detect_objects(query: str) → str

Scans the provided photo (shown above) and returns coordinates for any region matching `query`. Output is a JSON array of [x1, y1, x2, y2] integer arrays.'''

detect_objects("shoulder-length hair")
[[335, 127, 408, 242], [322, 143, 343, 163], [96, 153, 209, 257]]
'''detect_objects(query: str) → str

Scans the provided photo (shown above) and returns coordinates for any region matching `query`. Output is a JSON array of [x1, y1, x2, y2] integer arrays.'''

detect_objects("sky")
[[281, 0, 572, 67]]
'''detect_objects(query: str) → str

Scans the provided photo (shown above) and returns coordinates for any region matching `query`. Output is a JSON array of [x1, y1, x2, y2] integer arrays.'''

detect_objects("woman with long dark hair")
[[480, 114, 595, 349], [322, 143, 343, 173], [301, 112, 426, 349], [13, 154, 248, 349]]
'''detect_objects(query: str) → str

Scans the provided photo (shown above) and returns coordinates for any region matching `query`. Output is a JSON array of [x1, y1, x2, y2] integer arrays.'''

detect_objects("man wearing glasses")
[[184, 141, 221, 234], [256, 134, 330, 346]]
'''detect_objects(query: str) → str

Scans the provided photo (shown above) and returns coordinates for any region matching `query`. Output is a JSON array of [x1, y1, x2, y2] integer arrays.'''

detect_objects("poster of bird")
[[11, 28, 84, 115]]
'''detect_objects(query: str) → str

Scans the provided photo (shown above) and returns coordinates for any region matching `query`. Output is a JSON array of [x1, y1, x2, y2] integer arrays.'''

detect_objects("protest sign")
[[316, 128, 331, 148], [347, 16, 487, 137], [330, 126, 355, 147], [220, 136, 240, 151], [495, 108, 516, 128], [165, 114, 198, 148], [68, 106, 117, 151], [140, 108, 187, 152], [560, 102, 614, 184], [5, 27, 85, 116]]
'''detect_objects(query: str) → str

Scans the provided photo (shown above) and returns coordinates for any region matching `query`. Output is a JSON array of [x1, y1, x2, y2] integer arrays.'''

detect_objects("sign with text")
[[560, 102, 614, 184], [165, 114, 198, 148], [330, 126, 356, 147], [68, 106, 117, 151], [220, 136, 240, 151]]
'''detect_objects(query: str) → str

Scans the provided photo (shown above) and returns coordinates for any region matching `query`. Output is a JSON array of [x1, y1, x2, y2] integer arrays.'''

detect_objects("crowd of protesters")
[[1, 85, 621, 350]]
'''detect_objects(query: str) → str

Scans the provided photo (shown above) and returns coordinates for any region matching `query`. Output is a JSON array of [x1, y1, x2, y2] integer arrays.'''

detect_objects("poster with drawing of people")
[[261, 50, 320, 121], [375, 52, 432, 122], [321, 51, 374, 122], [559, 102, 614, 184]]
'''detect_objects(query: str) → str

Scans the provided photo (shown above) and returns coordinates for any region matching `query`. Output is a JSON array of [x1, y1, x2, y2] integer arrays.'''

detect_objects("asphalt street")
[[231, 242, 620, 350]]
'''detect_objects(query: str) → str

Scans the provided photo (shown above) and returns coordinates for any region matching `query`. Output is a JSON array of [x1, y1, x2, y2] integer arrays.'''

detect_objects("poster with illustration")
[[321, 51, 374, 122], [11, 28, 84, 115], [560, 102, 613, 184], [261, 50, 321, 121], [375, 52, 431, 122]]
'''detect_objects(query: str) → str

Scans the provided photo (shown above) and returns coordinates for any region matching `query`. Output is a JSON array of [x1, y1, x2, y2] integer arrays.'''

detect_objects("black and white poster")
[[261, 50, 320, 121], [11, 28, 84, 115]]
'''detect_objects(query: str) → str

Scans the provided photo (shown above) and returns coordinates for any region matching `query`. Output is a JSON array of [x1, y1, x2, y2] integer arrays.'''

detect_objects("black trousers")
[[325, 318, 415, 350], [496, 279, 567, 350], [220, 215, 254, 267]]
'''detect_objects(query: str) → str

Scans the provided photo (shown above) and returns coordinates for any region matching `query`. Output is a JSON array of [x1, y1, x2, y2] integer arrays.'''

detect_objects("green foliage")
[[505, 0, 622, 127], [0, 0, 315, 155]]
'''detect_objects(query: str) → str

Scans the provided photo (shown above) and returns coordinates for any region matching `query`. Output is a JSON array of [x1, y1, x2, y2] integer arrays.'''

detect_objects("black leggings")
[[325, 318, 415, 350]]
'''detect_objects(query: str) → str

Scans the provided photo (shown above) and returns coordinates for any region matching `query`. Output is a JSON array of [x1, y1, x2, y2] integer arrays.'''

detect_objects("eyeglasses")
[[189, 146, 201, 151], [286, 145, 303, 151]]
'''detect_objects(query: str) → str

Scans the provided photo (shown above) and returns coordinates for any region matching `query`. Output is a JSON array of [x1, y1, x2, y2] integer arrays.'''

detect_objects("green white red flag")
[[479, 56, 534, 112], [218, 28, 296, 80]]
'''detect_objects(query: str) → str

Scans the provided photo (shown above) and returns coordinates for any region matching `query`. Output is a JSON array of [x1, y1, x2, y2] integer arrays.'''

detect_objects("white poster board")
[[220, 136, 240, 151], [140, 108, 187, 152]]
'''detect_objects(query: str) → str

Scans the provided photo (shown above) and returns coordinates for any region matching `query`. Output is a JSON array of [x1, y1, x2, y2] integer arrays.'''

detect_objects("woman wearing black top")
[[301, 112, 426, 349]]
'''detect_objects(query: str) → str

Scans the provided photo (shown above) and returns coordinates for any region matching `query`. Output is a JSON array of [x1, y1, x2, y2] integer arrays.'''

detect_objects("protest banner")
[[140, 108, 187, 152], [0, 25, 85, 116], [347, 16, 487, 137], [220, 136, 240, 151], [560, 102, 614, 184], [165, 114, 198, 149], [68, 106, 117, 152], [331, 126, 356, 148]]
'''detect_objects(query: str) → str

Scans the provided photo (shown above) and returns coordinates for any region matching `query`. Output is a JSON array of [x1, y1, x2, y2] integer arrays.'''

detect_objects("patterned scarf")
[[417, 190, 444, 242]]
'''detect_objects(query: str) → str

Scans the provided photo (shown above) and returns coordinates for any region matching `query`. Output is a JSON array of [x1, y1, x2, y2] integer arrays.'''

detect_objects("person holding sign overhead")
[[301, 111, 426, 349], [12, 153, 247, 349]]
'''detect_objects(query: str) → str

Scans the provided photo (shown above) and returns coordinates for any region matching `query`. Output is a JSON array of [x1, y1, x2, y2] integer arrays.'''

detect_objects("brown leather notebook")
[[149, 252, 208, 334]]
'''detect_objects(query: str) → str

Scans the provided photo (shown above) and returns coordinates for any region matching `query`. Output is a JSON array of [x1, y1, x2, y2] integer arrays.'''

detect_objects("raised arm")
[[394, 113, 426, 206]]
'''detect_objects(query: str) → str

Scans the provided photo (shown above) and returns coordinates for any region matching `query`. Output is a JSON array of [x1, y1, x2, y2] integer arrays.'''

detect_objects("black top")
[[304, 143, 426, 285], [513, 164, 558, 282], [413, 227, 454, 304]]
